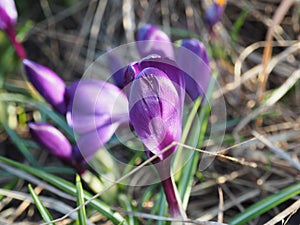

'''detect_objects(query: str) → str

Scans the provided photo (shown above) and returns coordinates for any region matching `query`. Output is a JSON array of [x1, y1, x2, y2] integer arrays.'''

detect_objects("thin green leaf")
[[229, 182, 300, 225], [0, 156, 124, 225], [0, 93, 74, 139], [230, 8, 249, 42], [176, 97, 201, 209], [145, 189, 166, 225], [138, 185, 156, 210], [0, 177, 19, 201], [177, 71, 218, 209], [119, 194, 138, 225], [156, 189, 168, 225], [2, 123, 39, 166], [76, 175, 87, 225], [28, 184, 54, 225]]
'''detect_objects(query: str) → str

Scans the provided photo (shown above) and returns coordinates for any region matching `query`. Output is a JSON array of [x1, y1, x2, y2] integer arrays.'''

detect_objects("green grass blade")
[[156, 189, 168, 225], [145, 189, 167, 225], [0, 93, 74, 139], [138, 185, 156, 210], [0, 156, 124, 225], [177, 71, 217, 209], [119, 194, 138, 225], [176, 97, 202, 209], [28, 184, 54, 225], [230, 8, 249, 42], [2, 123, 39, 166], [229, 182, 300, 225], [76, 174, 87, 225]]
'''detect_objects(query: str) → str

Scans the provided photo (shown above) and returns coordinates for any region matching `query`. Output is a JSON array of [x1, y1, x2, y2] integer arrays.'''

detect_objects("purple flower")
[[0, 0, 26, 59], [28, 122, 72, 160], [23, 59, 67, 114], [66, 80, 129, 162], [107, 48, 126, 88], [0, 0, 17, 32], [128, 61, 186, 218], [177, 39, 211, 101], [29, 122, 85, 172], [129, 66, 184, 162], [135, 24, 174, 59], [125, 55, 185, 104], [204, 0, 226, 30]]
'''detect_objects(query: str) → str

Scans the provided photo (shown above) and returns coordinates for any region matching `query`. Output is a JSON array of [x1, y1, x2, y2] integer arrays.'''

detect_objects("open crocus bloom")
[[0, 0, 17, 32], [23, 59, 67, 114], [66, 80, 129, 162], [135, 24, 174, 59], [128, 62, 184, 162]]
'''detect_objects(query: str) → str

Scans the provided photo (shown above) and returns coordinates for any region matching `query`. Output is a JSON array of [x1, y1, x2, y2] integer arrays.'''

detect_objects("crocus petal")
[[177, 39, 211, 101], [0, 0, 17, 31], [76, 122, 120, 163], [135, 24, 174, 59], [204, 0, 226, 29], [66, 80, 129, 134], [23, 59, 67, 114], [28, 122, 72, 159], [107, 48, 126, 88], [125, 55, 185, 107], [129, 67, 182, 162]]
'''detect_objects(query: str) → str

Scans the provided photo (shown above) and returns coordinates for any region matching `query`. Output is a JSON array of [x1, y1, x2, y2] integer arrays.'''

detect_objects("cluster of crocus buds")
[[126, 24, 211, 218], [24, 59, 130, 167], [2, 0, 212, 219], [1, 0, 130, 170]]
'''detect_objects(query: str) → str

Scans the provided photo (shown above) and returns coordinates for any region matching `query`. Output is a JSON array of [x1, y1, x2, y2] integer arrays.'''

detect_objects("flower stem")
[[155, 159, 187, 220], [161, 175, 181, 217], [7, 29, 26, 59]]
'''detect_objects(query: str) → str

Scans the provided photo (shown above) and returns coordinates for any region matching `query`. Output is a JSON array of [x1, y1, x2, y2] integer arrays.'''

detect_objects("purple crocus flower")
[[128, 60, 186, 218], [23, 59, 67, 114], [66, 80, 129, 162], [129, 67, 183, 161], [125, 55, 185, 106], [0, 0, 26, 59], [29, 122, 85, 172], [177, 39, 211, 101], [135, 24, 174, 59], [28, 122, 72, 160], [204, 0, 226, 30], [0, 0, 17, 32]]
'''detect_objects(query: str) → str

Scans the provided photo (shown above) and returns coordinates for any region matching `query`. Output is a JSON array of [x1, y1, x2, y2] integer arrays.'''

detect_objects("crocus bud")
[[0, 0, 26, 59], [0, 0, 17, 32], [135, 24, 174, 59], [66, 80, 129, 162], [128, 66, 186, 218], [23, 59, 67, 114], [125, 55, 185, 106], [129, 67, 183, 162], [28, 123, 72, 160], [204, 0, 226, 30], [177, 39, 210, 101]]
